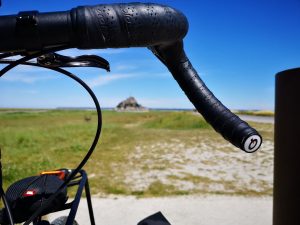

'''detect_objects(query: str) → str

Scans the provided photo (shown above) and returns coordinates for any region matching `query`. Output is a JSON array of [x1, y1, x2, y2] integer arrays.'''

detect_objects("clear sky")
[[1, 0, 300, 110]]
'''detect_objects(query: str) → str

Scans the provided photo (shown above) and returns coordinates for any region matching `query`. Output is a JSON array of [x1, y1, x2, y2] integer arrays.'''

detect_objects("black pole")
[[273, 68, 300, 225]]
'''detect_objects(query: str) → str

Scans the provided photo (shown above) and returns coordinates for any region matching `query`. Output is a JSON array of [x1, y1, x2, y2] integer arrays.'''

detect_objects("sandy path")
[[48, 195, 272, 225], [238, 115, 274, 124]]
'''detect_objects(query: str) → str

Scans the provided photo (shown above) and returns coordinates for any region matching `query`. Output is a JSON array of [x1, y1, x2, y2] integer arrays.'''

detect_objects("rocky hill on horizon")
[[115, 97, 148, 112]]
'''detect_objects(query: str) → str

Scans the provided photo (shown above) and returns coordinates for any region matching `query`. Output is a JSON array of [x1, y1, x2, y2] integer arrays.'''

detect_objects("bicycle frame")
[[51, 170, 95, 225]]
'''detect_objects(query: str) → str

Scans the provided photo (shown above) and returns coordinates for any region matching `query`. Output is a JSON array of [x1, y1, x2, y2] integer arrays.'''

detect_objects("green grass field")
[[0, 109, 274, 197]]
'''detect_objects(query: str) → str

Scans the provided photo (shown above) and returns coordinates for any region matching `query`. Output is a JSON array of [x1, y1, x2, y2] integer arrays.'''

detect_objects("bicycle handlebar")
[[0, 3, 262, 152], [0, 3, 188, 51]]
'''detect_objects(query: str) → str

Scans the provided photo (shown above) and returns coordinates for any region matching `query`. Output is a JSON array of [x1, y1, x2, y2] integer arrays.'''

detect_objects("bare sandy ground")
[[124, 139, 273, 195], [48, 195, 272, 225], [238, 115, 274, 124]]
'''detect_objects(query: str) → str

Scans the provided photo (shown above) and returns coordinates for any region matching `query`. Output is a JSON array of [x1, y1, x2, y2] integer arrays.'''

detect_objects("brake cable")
[[0, 47, 105, 225]]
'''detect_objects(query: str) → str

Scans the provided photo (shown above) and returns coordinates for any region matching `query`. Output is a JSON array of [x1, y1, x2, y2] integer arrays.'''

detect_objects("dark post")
[[273, 68, 300, 225], [0, 148, 2, 188]]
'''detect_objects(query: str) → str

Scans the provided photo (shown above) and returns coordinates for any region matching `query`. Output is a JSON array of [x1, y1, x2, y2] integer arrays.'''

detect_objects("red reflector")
[[23, 189, 37, 197]]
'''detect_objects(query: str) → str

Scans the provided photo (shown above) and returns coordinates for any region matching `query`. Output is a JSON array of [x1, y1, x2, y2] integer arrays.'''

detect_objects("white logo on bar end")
[[244, 135, 262, 153]]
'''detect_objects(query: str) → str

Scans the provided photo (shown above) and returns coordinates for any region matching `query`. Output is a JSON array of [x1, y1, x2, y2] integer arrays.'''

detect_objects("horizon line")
[[0, 106, 274, 112]]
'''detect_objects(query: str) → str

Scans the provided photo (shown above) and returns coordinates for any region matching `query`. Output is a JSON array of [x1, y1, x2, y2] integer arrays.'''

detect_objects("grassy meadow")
[[0, 109, 274, 197]]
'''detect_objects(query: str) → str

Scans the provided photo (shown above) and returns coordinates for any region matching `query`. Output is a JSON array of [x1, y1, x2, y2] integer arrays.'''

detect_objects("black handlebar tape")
[[151, 41, 262, 152], [0, 11, 73, 52], [0, 3, 188, 52], [71, 3, 188, 49]]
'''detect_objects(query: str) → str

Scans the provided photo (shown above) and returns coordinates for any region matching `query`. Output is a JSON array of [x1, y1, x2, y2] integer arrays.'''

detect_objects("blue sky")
[[1, 0, 300, 110]]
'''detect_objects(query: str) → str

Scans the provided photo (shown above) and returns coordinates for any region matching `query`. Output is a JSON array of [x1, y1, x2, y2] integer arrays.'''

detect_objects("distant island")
[[115, 97, 148, 112]]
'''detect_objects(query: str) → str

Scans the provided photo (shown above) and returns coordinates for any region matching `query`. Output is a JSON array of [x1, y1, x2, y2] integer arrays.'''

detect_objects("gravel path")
[[48, 195, 272, 225], [238, 115, 274, 124]]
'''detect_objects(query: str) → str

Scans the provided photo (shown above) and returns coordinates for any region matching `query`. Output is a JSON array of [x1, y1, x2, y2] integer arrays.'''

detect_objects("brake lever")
[[37, 53, 110, 71]]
